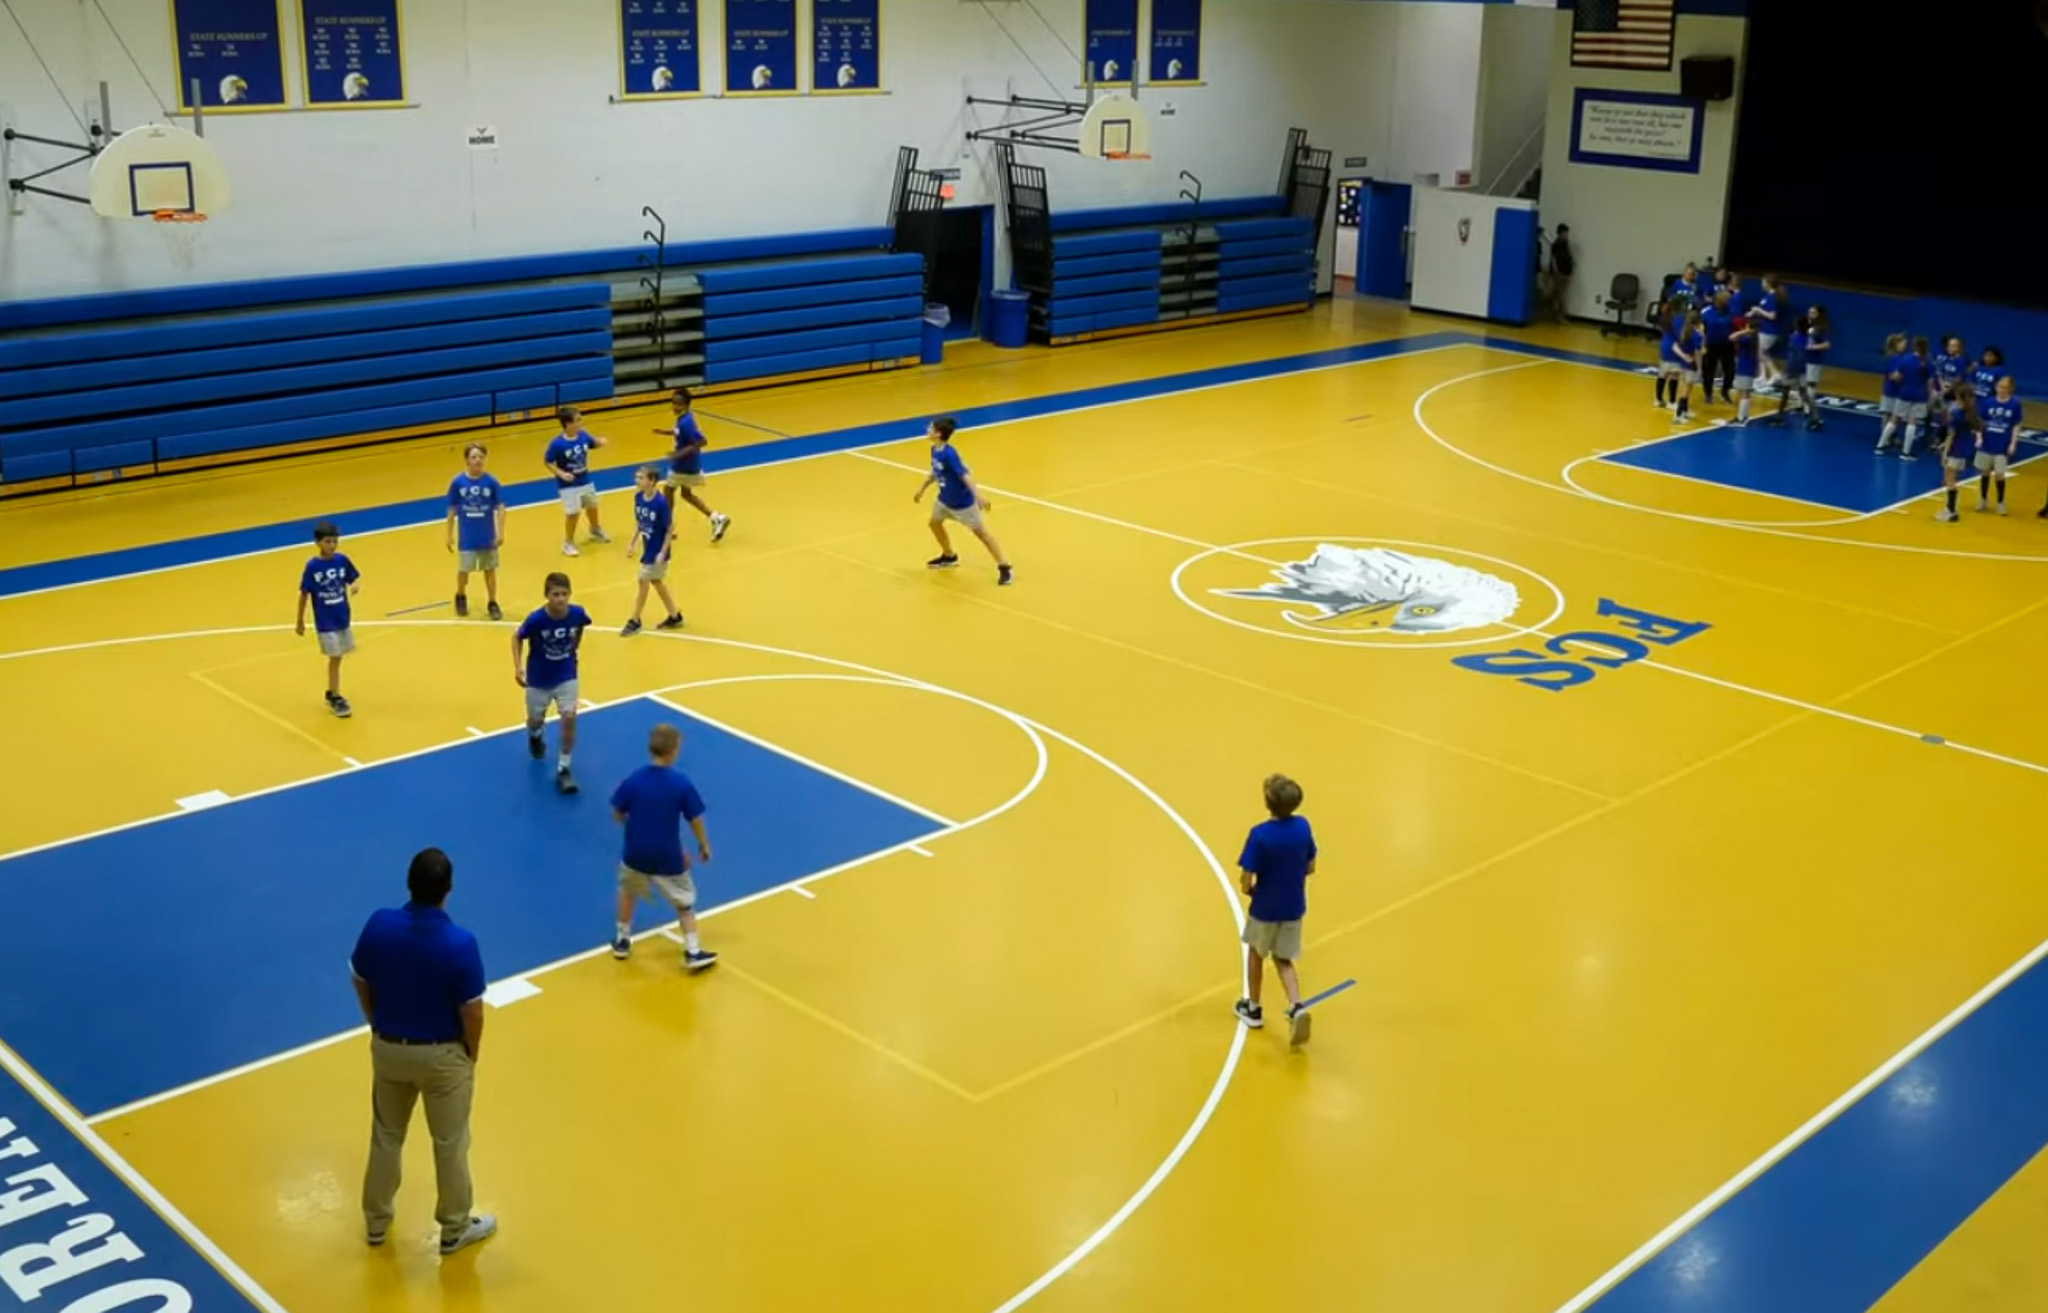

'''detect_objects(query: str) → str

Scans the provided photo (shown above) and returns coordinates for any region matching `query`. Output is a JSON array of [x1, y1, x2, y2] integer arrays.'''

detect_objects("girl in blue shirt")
[[1670, 310, 1703, 425], [1766, 308, 1828, 431], [1752, 275, 1786, 389], [1655, 303, 1683, 410], [1878, 336, 1933, 459], [1934, 383, 1983, 523], [1976, 376, 2023, 515]]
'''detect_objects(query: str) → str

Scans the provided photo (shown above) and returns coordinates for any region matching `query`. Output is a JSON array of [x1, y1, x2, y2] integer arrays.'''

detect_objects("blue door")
[[1357, 181, 1412, 300]]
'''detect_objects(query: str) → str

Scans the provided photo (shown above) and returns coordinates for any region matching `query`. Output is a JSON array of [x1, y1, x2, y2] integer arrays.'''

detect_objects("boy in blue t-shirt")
[[444, 442, 505, 620], [544, 406, 609, 558], [295, 521, 361, 718], [912, 417, 1013, 586], [652, 390, 731, 543], [623, 465, 684, 637], [609, 722, 718, 971], [512, 572, 593, 794], [1234, 773, 1317, 1048]]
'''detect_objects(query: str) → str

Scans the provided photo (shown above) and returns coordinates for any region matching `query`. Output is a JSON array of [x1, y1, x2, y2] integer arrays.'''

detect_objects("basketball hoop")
[[1102, 151, 1152, 162], [152, 208, 209, 269]]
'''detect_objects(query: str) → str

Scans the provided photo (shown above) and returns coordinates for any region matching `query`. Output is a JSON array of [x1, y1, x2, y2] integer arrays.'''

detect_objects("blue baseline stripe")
[[0, 331, 1472, 600], [1582, 942, 2048, 1312]]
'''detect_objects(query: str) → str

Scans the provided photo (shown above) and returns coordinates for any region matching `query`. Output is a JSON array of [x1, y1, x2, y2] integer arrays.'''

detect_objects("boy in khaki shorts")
[[609, 723, 718, 971], [1234, 773, 1317, 1047], [622, 465, 684, 636], [912, 417, 1013, 586]]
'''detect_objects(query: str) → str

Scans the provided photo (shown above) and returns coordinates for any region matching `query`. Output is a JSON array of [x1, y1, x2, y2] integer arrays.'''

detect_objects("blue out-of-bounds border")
[[0, 1046, 270, 1309], [1, 324, 2045, 1307]]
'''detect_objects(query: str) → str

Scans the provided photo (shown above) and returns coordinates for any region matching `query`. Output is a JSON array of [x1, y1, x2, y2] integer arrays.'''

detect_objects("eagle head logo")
[[1213, 544, 1519, 634]]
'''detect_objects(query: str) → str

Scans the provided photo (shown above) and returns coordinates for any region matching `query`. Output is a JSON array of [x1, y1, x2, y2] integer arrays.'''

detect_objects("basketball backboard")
[[88, 124, 231, 218], [1077, 92, 1151, 161]]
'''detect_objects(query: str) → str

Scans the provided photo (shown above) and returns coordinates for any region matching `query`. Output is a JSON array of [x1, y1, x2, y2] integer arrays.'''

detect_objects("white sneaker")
[[560, 542, 579, 557], [589, 529, 611, 545], [440, 1214, 497, 1257], [1977, 499, 1989, 513], [1998, 503, 2010, 516], [1935, 508, 1958, 523], [710, 512, 731, 542]]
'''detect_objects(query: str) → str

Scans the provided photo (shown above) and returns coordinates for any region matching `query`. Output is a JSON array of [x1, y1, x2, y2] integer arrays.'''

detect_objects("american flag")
[[1572, 0, 1676, 70]]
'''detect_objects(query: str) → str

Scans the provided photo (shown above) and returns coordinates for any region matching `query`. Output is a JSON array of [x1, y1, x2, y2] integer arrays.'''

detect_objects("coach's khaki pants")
[[362, 1038, 475, 1243]]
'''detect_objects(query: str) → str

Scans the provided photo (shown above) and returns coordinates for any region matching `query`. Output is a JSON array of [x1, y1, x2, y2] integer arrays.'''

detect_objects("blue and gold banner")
[[812, 0, 879, 94], [724, 0, 798, 95], [1148, 0, 1201, 84], [299, 0, 405, 107], [620, 0, 702, 99], [170, 0, 287, 111], [1084, 0, 1137, 86]]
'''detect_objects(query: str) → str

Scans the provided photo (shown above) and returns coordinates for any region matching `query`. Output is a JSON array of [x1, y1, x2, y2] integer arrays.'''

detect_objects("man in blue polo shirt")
[[350, 847, 498, 1257]]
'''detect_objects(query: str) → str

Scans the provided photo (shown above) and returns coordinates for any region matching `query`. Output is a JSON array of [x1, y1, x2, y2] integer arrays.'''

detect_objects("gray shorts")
[[1879, 396, 1897, 416], [559, 483, 599, 513], [1758, 332, 1779, 355], [665, 470, 706, 490], [1733, 372, 1755, 394], [1975, 451, 2011, 475], [933, 500, 984, 532], [317, 628, 355, 658], [1804, 365, 1823, 386], [1658, 361, 1681, 378], [457, 548, 499, 573], [525, 679, 579, 720], [638, 557, 670, 583], [1895, 400, 1929, 423], [1944, 455, 1970, 473], [619, 864, 696, 910], [1242, 917, 1303, 961]]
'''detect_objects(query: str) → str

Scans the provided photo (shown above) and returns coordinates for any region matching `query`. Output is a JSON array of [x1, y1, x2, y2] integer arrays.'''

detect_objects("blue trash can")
[[987, 289, 1031, 349], [920, 303, 950, 364]]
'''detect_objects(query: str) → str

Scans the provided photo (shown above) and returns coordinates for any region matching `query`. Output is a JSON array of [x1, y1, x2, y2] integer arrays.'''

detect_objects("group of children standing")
[[1901, 336, 2031, 522], [1654, 270, 1829, 430]]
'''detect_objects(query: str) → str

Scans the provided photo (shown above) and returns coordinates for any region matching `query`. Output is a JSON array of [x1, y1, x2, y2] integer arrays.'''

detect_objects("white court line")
[[464, 725, 484, 737], [909, 844, 934, 857], [0, 342, 1472, 604], [0, 1039, 289, 1313], [342, 756, 363, 768], [1549, 929, 2048, 1312], [648, 692, 956, 826], [481, 978, 542, 1009], [790, 885, 818, 900], [175, 789, 230, 811]]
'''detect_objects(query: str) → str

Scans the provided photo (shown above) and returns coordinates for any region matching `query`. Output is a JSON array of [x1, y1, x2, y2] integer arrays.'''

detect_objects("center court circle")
[[1170, 537, 1566, 650]]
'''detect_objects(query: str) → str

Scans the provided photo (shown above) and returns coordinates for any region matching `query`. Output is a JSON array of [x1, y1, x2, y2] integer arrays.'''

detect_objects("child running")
[[609, 722, 718, 971], [445, 442, 505, 620], [296, 521, 361, 718], [1934, 383, 1983, 523], [654, 390, 730, 542], [623, 465, 685, 636], [1977, 375, 2024, 516], [512, 572, 593, 794], [545, 407, 609, 557], [1234, 773, 1317, 1048], [913, 417, 1013, 585]]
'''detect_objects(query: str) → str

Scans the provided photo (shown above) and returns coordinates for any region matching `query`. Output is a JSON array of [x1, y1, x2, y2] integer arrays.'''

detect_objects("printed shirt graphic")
[[300, 554, 360, 632], [545, 435, 595, 486], [670, 413, 707, 475], [634, 490, 673, 565], [931, 444, 975, 509], [518, 605, 592, 688], [1981, 398, 2023, 454], [447, 473, 504, 551]]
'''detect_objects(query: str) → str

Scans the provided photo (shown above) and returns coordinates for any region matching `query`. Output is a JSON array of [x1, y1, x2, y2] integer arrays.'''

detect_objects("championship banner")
[[812, 0, 879, 94], [171, 0, 287, 111], [299, 0, 405, 107], [725, 0, 798, 95], [620, 0, 702, 99], [1084, 0, 1137, 85], [1148, 0, 1201, 84]]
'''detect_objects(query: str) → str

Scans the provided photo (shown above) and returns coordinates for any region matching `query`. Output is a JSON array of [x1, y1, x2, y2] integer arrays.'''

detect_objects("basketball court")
[[6, 299, 2048, 1311]]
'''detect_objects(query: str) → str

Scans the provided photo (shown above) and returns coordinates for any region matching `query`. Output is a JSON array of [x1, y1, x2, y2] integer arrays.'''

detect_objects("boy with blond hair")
[[609, 723, 718, 971], [1235, 773, 1316, 1047]]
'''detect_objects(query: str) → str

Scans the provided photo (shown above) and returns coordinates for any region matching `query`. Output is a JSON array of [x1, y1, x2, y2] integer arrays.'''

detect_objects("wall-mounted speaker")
[[1681, 55, 1735, 102]]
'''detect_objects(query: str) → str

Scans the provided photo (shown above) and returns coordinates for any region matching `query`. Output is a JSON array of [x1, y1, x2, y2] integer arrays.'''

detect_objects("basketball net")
[[152, 210, 208, 271]]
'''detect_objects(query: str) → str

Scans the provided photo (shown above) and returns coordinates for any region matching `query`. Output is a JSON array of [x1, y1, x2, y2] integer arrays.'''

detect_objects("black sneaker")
[[486, 601, 503, 621], [658, 613, 684, 630], [621, 618, 643, 637], [455, 594, 469, 617], [998, 564, 1014, 586], [556, 766, 578, 795], [527, 733, 545, 760], [927, 554, 959, 569], [1805, 418, 1823, 432], [329, 694, 352, 719], [1232, 999, 1264, 1029]]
